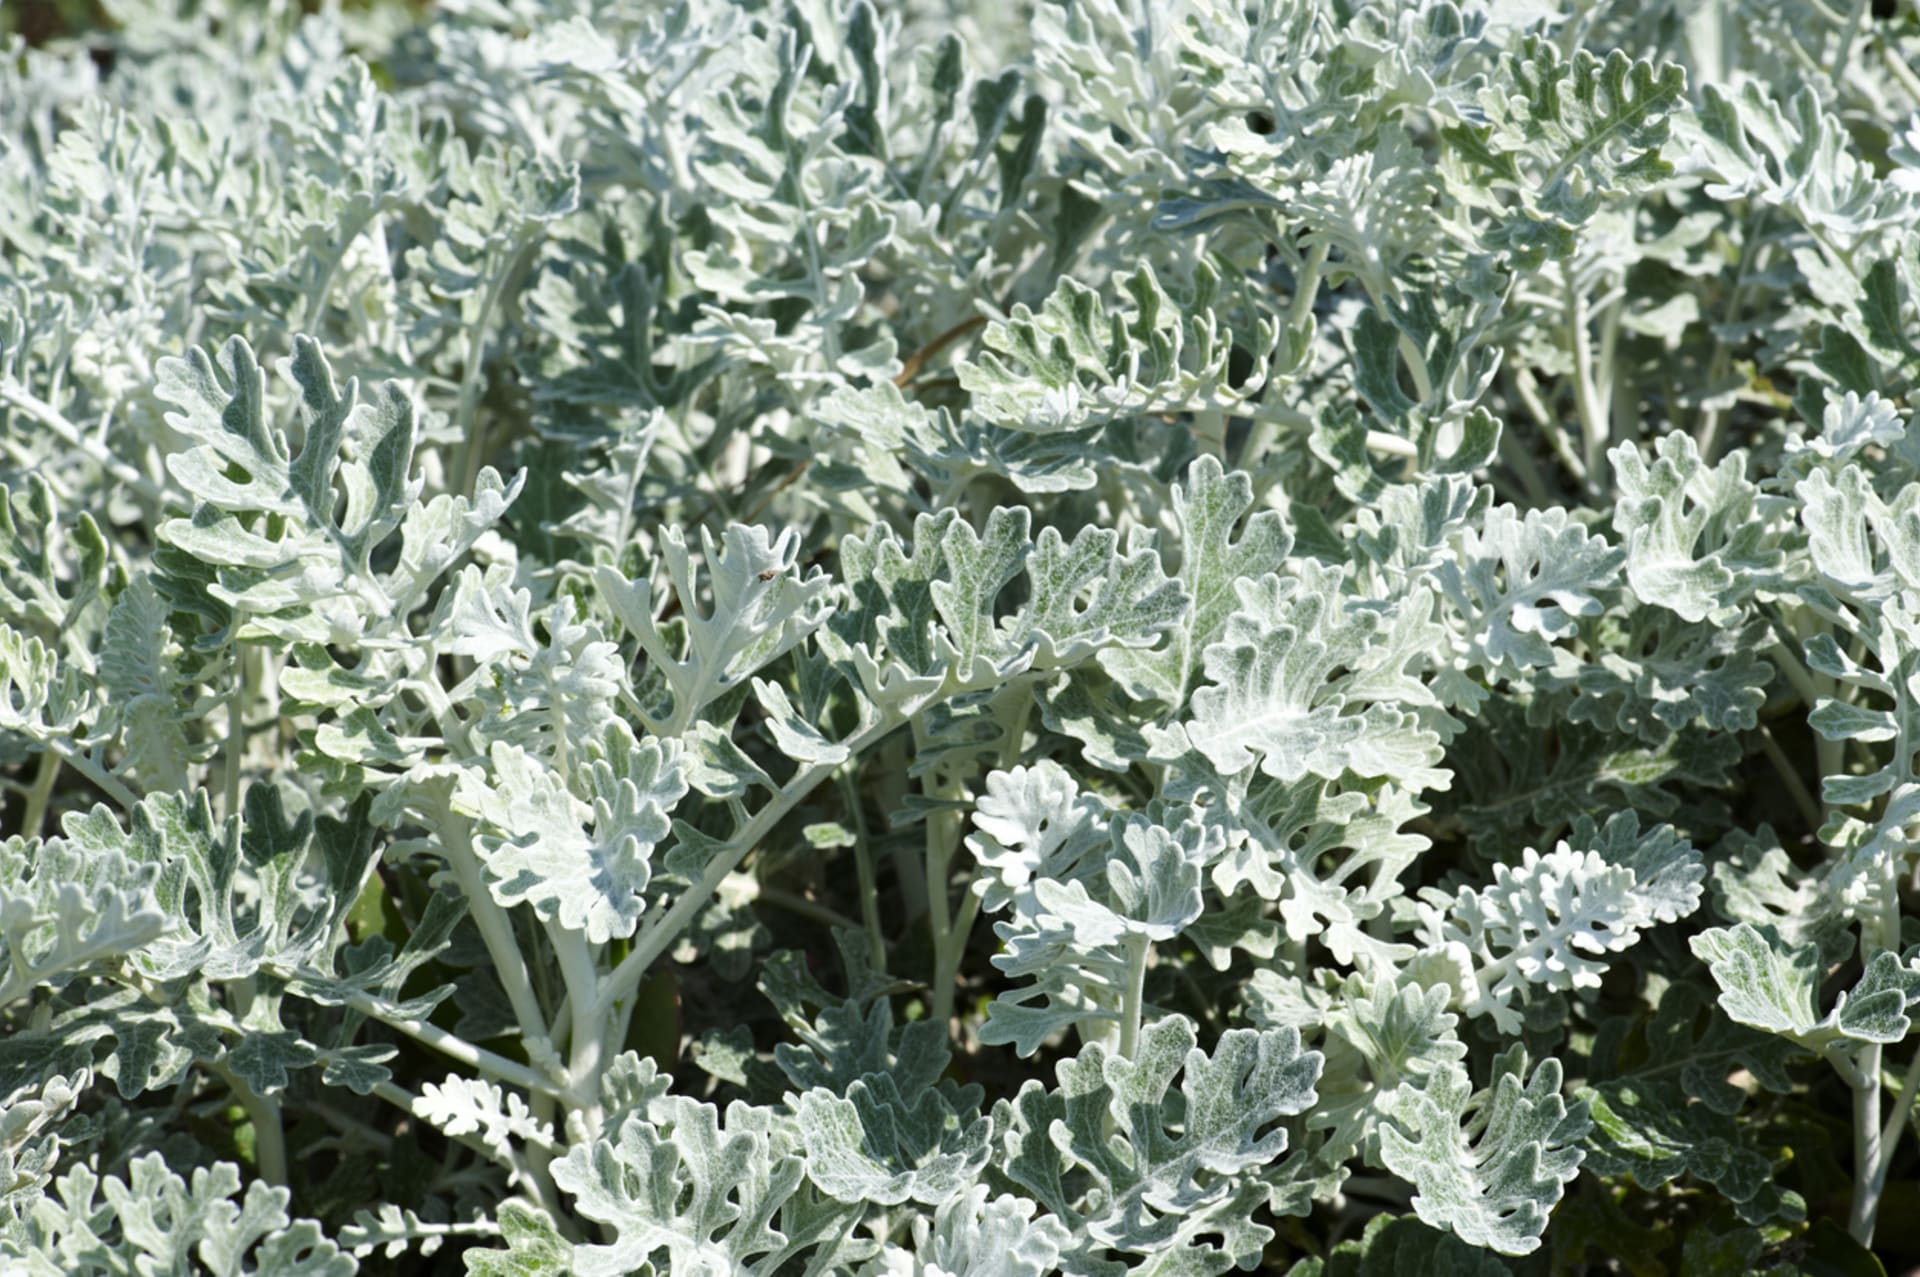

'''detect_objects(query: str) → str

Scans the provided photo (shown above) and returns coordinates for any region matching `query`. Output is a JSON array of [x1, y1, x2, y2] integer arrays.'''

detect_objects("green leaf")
[[154, 334, 506, 650], [1569, 611, 1774, 740], [0, 1068, 88, 1215], [463, 1202, 573, 1276], [158, 335, 291, 516], [63, 787, 355, 983], [1690, 923, 1828, 1044], [1686, 83, 1917, 250], [553, 1095, 805, 1277], [1839, 948, 1920, 1043], [226, 1029, 320, 1096], [971, 766, 1225, 1054], [828, 506, 1183, 712], [1797, 464, 1920, 599], [813, 382, 1106, 502], [1311, 980, 1469, 1163], [1020, 521, 1190, 670], [1691, 923, 1920, 1050], [1001, 1015, 1322, 1273], [99, 576, 198, 793], [0, 475, 108, 638], [1436, 505, 1625, 677], [1296, 1213, 1514, 1277], [457, 727, 688, 944], [1447, 700, 1738, 852], [17, 1154, 354, 1277], [758, 933, 942, 1097], [966, 761, 1112, 915], [1379, 1052, 1587, 1256], [1803, 389, 1908, 463], [982, 812, 1217, 1055], [1580, 982, 1805, 1223], [596, 524, 833, 734], [1211, 777, 1426, 971], [957, 263, 1271, 434], [1101, 455, 1293, 705], [0, 624, 93, 743], [1795, 1218, 1891, 1277], [934, 506, 1043, 679], [870, 1186, 1074, 1277], [441, 568, 626, 763], [794, 1073, 991, 1206], [1185, 561, 1444, 787], [0, 829, 164, 1008], [1609, 432, 1785, 623], [1416, 813, 1702, 1032], [1450, 39, 1685, 231]]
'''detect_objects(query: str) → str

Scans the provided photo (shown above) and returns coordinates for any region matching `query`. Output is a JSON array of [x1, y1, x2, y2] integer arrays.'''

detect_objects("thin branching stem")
[[840, 767, 888, 971], [19, 751, 59, 841], [595, 713, 901, 1023], [206, 1058, 288, 1187]]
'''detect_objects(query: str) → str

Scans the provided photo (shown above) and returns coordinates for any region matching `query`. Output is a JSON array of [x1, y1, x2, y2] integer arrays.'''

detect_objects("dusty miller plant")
[[4, 0, 1920, 1271]]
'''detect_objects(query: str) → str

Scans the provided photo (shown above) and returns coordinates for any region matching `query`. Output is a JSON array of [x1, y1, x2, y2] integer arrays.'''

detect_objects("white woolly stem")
[[1117, 935, 1151, 1062], [594, 714, 901, 1023], [436, 809, 553, 1050], [294, 976, 567, 1100]]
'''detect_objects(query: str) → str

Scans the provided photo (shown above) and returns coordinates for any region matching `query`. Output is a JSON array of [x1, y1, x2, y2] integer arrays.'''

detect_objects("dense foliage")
[[5, 0, 1920, 1271]]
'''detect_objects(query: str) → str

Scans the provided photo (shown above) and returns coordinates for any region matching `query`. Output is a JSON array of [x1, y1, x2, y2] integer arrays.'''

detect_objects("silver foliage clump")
[[1, 0, 1918, 1271]]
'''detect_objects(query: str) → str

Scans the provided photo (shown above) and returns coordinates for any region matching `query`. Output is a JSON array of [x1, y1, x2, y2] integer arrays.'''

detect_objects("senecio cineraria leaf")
[[6, 0, 1920, 1271]]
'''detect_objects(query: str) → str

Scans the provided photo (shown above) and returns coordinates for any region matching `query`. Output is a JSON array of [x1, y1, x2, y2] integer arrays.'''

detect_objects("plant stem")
[[1496, 425, 1555, 508], [1764, 637, 1825, 711], [1851, 1041, 1885, 1243], [1695, 209, 1771, 464], [1508, 366, 1590, 492], [527, 1087, 559, 1206], [893, 315, 987, 388], [1850, 860, 1908, 1244], [19, 751, 59, 841], [1683, 0, 1726, 87], [1117, 935, 1151, 1061], [759, 884, 863, 932], [1364, 431, 1418, 459], [1397, 330, 1435, 403], [1860, 1044, 1920, 1235], [41, 738, 140, 810], [0, 380, 168, 504], [368, 1077, 568, 1227], [209, 1058, 288, 1186], [1883, 41, 1920, 104], [308, 1098, 395, 1151], [223, 626, 248, 826], [452, 239, 538, 502], [1755, 724, 1823, 833], [1287, 242, 1329, 337], [932, 887, 980, 1029], [1566, 261, 1608, 482], [917, 716, 963, 1027], [292, 975, 567, 1099], [434, 808, 553, 1048], [594, 714, 901, 1023], [926, 687, 1031, 1026], [1194, 407, 1229, 457], [840, 768, 888, 972], [1830, 0, 1871, 86], [1595, 293, 1622, 438], [555, 930, 604, 1128], [1815, 711, 1845, 821], [295, 211, 375, 341]]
